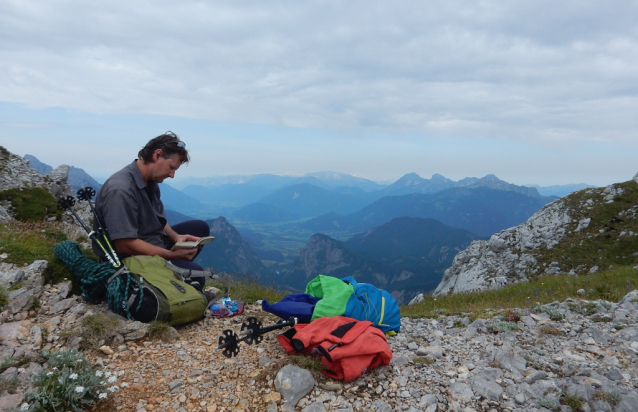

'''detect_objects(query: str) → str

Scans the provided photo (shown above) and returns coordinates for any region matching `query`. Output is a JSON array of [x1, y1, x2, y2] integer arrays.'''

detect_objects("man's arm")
[[114, 238, 198, 261]]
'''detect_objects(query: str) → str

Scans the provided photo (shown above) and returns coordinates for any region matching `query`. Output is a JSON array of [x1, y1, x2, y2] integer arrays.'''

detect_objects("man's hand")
[[172, 234, 200, 244], [169, 246, 198, 261]]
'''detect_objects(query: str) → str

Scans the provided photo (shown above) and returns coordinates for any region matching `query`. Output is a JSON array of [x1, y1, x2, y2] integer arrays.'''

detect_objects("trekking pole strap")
[[164, 261, 230, 298]]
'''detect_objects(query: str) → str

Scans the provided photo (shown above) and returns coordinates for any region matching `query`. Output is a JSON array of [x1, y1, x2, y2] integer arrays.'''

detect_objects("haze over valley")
[[26, 155, 596, 303]]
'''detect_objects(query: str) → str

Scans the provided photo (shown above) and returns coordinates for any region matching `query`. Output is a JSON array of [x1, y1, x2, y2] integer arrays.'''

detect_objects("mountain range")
[[22, 153, 595, 300], [302, 187, 554, 237]]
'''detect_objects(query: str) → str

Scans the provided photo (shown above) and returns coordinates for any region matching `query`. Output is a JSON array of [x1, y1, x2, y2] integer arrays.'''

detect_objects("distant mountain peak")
[[394, 173, 425, 186], [430, 173, 450, 181]]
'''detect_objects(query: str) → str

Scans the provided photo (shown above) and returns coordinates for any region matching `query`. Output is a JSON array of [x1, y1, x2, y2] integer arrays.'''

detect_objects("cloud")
[[1, 0, 637, 148]]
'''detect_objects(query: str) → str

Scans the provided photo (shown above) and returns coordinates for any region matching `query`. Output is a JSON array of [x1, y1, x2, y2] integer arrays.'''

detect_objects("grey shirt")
[[93, 160, 168, 257]]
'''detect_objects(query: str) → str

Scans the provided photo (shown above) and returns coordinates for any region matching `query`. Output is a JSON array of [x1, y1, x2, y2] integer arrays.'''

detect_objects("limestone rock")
[[275, 364, 315, 411]]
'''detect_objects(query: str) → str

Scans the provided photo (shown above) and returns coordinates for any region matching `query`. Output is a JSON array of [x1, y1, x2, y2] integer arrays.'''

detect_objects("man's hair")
[[138, 131, 190, 164]]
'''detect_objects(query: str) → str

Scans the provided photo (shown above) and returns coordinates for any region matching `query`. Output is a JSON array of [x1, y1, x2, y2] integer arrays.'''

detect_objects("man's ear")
[[152, 149, 163, 162]]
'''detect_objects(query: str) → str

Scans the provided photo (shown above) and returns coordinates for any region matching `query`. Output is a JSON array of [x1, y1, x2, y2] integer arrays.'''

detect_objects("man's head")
[[138, 131, 190, 165], [137, 132, 190, 183]]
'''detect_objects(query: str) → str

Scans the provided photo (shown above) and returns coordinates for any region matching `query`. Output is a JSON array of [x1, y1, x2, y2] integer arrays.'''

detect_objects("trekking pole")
[[76, 187, 103, 229], [57, 196, 121, 269], [76, 187, 121, 268], [216, 316, 299, 358]]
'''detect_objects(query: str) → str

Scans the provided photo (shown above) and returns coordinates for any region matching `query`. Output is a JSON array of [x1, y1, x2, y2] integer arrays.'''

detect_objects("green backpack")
[[115, 255, 208, 326]]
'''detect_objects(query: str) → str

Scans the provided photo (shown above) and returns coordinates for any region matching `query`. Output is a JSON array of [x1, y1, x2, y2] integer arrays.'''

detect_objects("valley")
[[22, 154, 595, 304]]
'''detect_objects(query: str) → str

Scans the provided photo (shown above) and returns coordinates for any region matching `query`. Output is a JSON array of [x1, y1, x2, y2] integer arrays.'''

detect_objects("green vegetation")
[[0, 220, 98, 290], [80, 313, 121, 349], [401, 265, 635, 318], [537, 397, 561, 411], [213, 275, 286, 304], [529, 181, 638, 278], [0, 186, 62, 222], [559, 389, 584, 410], [487, 321, 520, 333], [148, 320, 175, 342], [540, 325, 564, 336], [413, 357, 436, 365], [0, 284, 8, 309], [0, 146, 10, 172], [289, 355, 324, 374], [22, 349, 111, 412], [534, 303, 564, 321]]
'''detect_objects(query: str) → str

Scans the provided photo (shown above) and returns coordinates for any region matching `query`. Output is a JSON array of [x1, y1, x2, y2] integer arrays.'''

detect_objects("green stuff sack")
[[121, 255, 207, 326]]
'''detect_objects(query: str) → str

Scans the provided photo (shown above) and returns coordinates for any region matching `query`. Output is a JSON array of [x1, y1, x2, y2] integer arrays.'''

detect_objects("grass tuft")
[[559, 389, 583, 410], [80, 313, 121, 349], [209, 274, 287, 304], [0, 285, 8, 309], [540, 325, 564, 336], [487, 321, 519, 333], [148, 320, 175, 342], [289, 355, 324, 374]]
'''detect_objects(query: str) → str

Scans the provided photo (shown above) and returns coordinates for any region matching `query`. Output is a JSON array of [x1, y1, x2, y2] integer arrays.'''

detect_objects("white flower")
[[52, 367, 58, 371], [47, 371, 54, 376], [95, 371, 103, 377], [75, 386, 85, 393], [117, 370, 125, 376], [104, 371, 112, 377], [108, 376, 117, 383], [69, 373, 78, 380], [120, 382, 129, 387], [108, 386, 119, 392], [99, 393, 108, 399], [20, 403, 30, 411]]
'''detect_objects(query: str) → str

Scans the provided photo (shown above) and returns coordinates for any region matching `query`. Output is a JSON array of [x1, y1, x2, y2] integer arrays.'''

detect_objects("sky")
[[1, 0, 637, 187]]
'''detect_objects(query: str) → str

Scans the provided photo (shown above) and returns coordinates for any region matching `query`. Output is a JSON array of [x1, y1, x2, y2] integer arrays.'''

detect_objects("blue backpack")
[[341, 276, 401, 335]]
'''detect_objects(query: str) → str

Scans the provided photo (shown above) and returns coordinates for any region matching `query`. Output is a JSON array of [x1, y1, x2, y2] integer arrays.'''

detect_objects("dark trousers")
[[169, 219, 210, 288]]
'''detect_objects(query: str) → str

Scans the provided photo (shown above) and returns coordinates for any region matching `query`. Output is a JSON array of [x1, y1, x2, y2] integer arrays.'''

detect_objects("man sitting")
[[93, 131, 210, 289]]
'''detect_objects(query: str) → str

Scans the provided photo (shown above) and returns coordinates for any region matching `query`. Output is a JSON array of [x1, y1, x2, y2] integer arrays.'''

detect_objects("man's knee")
[[173, 219, 210, 238]]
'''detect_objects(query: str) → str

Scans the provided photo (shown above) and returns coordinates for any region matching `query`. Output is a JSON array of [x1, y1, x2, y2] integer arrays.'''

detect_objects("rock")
[[275, 364, 315, 411], [302, 400, 326, 412], [99, 345, 115, 355], [263, 391, 281, 403], [615, 392, 638, 412], [471, 375, 503, 401], [575, 217, 591, 231], [0, 393, 24, 411], [449, 382, 473, 402], [416, 345, 443, 359], [408, 293, 424, 305]]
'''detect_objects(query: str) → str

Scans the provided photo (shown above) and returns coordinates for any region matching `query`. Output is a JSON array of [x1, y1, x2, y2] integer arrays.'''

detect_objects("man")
[[93, 132, 210, 288]]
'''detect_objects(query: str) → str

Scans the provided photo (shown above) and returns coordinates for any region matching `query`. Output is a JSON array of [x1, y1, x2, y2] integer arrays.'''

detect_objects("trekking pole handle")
[[57, 196, 91, 233]]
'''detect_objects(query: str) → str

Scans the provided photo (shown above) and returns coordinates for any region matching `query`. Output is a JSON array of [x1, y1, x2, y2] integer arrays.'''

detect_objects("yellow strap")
[[378, 296, 385, 327]]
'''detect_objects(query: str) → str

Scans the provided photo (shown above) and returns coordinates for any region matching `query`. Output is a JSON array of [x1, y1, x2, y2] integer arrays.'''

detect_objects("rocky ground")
[[1, 256, 638, 412]]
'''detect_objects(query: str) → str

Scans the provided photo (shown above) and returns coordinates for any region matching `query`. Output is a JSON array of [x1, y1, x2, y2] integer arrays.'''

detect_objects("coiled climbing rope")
[[53, 240, 142, 319]]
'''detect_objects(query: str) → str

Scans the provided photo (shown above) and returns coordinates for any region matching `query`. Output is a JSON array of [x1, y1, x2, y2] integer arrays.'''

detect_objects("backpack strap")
[[164, 261, 230, 299]]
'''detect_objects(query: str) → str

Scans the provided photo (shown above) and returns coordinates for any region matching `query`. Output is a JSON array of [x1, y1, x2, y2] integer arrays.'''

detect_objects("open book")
[[173, 236, 216, 249]]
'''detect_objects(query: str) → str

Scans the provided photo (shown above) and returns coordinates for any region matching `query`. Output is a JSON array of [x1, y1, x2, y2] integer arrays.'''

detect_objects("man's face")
[[149, 153, 182, 183]]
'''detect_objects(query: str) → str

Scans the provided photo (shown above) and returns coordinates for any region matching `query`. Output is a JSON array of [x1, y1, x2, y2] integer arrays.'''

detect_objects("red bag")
[[277, 316, 392, 381]]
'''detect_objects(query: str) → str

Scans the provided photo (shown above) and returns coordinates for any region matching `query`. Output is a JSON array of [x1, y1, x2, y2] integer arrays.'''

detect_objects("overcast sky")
[[1, 1, 637, 187]]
